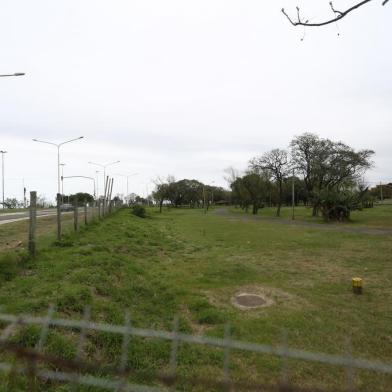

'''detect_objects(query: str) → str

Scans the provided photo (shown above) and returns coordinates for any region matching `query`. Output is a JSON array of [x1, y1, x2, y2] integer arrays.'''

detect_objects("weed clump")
[[189, 298, 227, 325], [131, 205, 147, 218], [0, 251, 28, 282], [57, 286, 93, 313]]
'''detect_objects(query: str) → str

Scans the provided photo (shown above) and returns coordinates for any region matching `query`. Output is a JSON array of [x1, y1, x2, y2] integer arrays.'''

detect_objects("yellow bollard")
[[352, 277, 363, 295]]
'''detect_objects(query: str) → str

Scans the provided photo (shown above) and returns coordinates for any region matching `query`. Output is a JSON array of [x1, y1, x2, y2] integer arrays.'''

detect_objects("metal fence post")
[[56, 193, 62, 241], [28, 191, 37, 256], [84, 203, 88, 226], [73, 198, 79, 232]]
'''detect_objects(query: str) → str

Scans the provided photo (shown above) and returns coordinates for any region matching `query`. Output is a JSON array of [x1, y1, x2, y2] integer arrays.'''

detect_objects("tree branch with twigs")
[[282, 0, 389, 27]]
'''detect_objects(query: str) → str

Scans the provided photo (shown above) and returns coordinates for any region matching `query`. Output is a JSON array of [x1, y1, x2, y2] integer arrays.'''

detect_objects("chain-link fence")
[[1, 305, 391, 391]]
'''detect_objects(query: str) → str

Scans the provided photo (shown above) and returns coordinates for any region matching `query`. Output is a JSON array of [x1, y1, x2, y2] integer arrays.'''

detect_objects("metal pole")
[[292, 168, 295, 220], [60, 163, 65, 203], [1, 151, 5, 209], [109, 178, 114, 213], [57, 146, 60, 195], [56, 193, 62, 241]]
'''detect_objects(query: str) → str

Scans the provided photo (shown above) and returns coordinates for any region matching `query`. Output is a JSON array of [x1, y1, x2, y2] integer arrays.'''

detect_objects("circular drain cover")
[[234, 293, 266, 308]]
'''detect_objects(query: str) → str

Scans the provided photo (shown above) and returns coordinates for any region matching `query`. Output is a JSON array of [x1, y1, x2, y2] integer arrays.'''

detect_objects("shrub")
[[131, 205, 147, 218]]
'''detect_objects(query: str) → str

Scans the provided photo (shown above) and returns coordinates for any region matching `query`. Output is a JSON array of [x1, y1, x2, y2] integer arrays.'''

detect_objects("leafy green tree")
[[250, 149, 290, 217], [319, 185, 371, 221], [152, 183, 171, 212], [231, 173, 269, 214], [68, 192, 94, 205], [290, 133, 374, 216]]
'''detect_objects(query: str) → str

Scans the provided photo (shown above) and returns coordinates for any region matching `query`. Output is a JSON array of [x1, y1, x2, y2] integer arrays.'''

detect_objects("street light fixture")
[[32, 136, 84, 195], [88, 161, 120, 196], [0, 72, 25, 77], [62, 176, 96, 199], [0, 151, 7, 209]]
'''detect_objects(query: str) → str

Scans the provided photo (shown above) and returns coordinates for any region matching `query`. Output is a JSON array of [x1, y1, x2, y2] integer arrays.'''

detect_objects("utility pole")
[[0, 150, 7, 209], [292, 168, 295, 220]]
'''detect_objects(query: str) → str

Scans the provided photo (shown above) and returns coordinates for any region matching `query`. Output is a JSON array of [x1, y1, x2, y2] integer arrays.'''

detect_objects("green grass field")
[[0, 206, 391, 391]]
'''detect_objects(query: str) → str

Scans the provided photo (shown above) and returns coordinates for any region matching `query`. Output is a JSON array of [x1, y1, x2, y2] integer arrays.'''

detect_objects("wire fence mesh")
[[0, 305, 391, 391]]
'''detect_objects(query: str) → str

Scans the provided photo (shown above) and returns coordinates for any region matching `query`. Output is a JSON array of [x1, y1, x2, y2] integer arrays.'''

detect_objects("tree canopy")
[[228, 133, 374, 221]]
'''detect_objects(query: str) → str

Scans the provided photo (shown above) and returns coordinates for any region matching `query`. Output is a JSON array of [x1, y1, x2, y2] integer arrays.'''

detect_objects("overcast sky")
[[1, 0, 391, 201]]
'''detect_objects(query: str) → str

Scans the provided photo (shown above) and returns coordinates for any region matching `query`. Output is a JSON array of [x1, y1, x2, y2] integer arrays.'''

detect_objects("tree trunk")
[[276, 181, 282, 217], [277, 203, 281, 217]]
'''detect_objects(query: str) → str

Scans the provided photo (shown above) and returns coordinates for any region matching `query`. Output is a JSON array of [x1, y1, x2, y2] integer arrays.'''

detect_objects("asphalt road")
[[0, 209, 79, 226]]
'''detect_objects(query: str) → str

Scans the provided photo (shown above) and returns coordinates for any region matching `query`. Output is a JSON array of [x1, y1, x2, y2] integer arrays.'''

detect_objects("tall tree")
[[290, 133, 374, 216], [250, 149, 290, 217], [231, 173, 269, 214]]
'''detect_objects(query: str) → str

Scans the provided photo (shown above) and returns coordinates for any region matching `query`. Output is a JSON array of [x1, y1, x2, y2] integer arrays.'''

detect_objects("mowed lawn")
[[0, 206, 391, 391]]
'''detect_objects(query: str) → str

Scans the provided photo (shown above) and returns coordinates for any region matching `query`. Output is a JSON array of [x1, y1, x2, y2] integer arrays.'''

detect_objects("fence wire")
[[0, 305, 391, 391]]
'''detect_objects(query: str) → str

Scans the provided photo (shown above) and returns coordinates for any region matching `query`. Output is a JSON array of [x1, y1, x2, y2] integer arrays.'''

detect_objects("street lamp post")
[[32, 137, 84, 196], [0, 151, 7, 209], [88, 161, 120, 197], [60, 163, 66, 202]]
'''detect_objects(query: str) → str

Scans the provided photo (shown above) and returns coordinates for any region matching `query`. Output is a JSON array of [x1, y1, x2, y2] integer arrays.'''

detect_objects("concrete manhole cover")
[[232, 292, 273, 310]]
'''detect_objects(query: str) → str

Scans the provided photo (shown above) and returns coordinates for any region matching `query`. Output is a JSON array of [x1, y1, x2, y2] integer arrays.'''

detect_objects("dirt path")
[[214, 208, 392, 236]]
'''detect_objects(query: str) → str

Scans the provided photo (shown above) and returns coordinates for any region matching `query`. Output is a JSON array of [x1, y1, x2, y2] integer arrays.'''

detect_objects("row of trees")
[[152, 177, 230, 212], [230, 133, 374, 221]]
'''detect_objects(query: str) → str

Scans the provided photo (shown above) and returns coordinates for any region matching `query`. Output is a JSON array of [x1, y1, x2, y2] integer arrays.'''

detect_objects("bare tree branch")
[[282, 0, 388, 27]]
